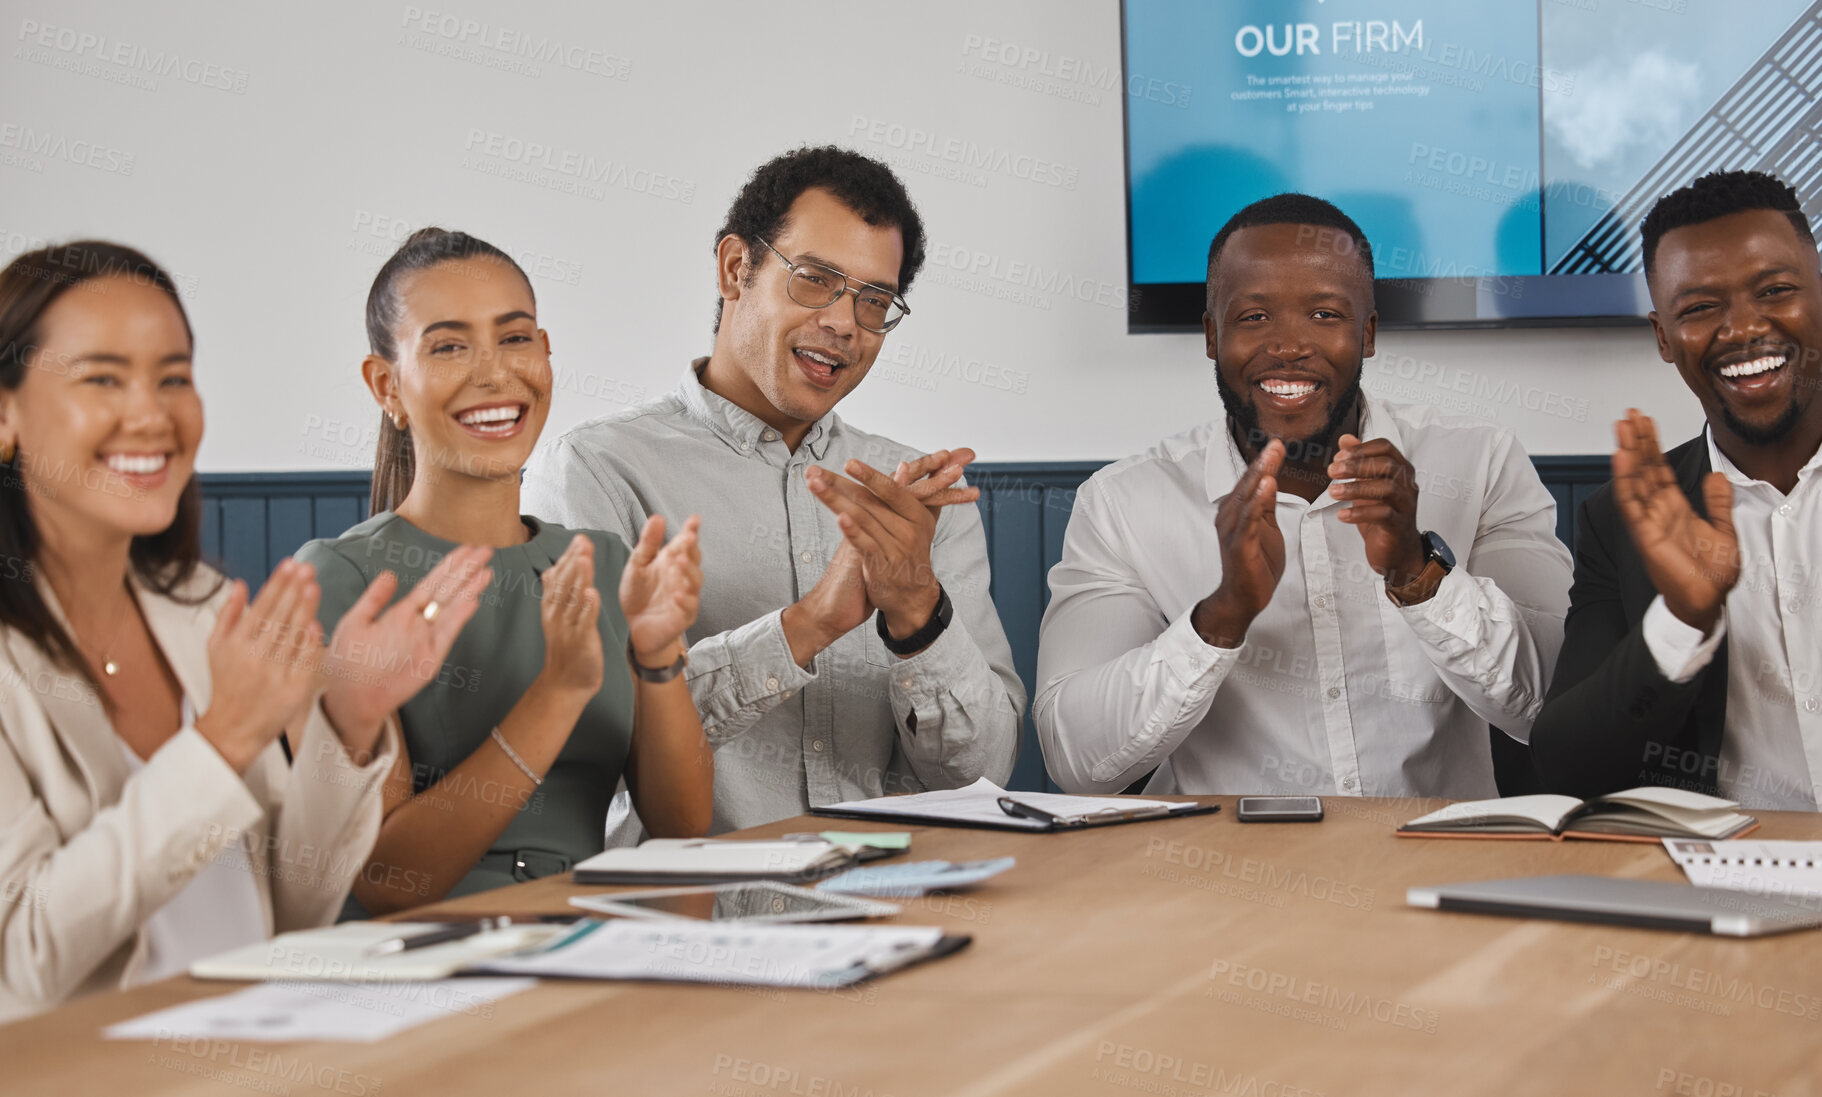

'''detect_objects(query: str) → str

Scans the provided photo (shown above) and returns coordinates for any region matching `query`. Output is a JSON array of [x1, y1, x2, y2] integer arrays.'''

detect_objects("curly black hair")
[[1205, 192, 1374, 304], [712, 145, 926, 333], [1641, 169, 1814, 281]]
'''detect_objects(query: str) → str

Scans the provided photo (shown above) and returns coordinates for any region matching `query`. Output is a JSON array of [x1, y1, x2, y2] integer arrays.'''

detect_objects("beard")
[[1719, 394, 1804, 446], [1216, 366, 1364, 465]]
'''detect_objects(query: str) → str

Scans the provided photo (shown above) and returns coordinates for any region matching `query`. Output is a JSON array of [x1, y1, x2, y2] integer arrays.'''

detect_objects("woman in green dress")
[[298, 228, 713, 912]]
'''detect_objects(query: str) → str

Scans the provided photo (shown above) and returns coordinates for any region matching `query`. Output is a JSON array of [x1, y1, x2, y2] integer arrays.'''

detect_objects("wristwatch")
[[1385, 531, 1455, 607], [877, 584, 953, 657], [628, 640, 688, 683]]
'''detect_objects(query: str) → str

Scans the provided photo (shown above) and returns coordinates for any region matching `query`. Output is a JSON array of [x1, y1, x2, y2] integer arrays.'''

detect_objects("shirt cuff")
[[1642, 595, 1726, 684], [1393, 568, 1476, 650], [685, 610, 816, 744], [885, 611, 973, 700], [1161, 605, 1242, 690]]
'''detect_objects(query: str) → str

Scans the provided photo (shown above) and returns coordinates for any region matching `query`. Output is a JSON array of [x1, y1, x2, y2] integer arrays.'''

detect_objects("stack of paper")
[[105, 979, 535, 1042]]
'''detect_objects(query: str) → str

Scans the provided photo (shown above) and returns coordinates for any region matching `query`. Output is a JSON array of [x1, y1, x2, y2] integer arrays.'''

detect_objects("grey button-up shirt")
[[522, 361, 1024, 832]]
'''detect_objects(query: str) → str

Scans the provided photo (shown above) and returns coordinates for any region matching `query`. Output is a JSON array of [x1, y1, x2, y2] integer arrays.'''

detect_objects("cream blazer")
[[0, 565, 396, 1022]]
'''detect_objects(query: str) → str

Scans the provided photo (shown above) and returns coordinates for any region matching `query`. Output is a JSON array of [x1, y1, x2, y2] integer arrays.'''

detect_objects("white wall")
[[1, 0, 1704, 471]]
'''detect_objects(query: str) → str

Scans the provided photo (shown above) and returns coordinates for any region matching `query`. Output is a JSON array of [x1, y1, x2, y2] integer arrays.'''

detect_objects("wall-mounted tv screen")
[[1123, 0, 1822, 331]]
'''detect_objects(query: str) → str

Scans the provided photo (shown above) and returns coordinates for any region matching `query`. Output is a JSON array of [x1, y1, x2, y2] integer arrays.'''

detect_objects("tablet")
[[569, 882, 901, 924], [1407, 874, 1822, 937]]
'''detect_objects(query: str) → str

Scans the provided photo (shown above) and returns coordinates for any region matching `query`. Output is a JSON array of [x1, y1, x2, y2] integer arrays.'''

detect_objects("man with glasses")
[[524, 146, 1024, 833]]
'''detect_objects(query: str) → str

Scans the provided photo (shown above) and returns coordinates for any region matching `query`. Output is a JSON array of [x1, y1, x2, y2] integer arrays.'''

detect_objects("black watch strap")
[[876, 584, 953, 656], [628, 640, 688, 683]]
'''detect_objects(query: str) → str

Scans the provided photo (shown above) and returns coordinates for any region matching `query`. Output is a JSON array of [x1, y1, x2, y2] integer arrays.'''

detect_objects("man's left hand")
[[1327, 434, 1426, 587]]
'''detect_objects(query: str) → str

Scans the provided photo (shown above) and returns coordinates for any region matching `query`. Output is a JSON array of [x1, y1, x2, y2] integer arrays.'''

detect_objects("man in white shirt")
[[1530, 170, 1822, 810], [1036, 193, 1571, 798]]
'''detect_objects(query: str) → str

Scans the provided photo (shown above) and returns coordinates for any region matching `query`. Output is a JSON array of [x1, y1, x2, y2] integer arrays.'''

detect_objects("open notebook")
[[812, 777, 1217, 831], [1398, 787, 1758, 842]]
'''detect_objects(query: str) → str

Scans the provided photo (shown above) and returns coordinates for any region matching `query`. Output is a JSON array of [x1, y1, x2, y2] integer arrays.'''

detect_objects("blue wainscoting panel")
[[200, 456, 1610, 794], [198, 472, 373, 588]]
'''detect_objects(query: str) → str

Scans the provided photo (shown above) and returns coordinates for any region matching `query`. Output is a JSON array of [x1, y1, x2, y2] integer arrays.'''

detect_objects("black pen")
[[365, 916, 512, 957], [997, 796, 1064, 827]]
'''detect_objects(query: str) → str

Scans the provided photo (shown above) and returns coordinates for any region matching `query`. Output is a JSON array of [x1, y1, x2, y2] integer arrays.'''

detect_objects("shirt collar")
[[1203, 391, 1401, 505], [677, 357, 837, 461], [1705, 422, 1822, 489]]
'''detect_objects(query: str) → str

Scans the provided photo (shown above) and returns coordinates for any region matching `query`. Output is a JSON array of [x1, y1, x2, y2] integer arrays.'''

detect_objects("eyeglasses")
[[753, 237, 910, 334]]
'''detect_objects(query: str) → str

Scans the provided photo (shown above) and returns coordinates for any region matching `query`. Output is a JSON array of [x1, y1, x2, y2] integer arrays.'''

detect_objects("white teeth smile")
[[106, 454, 166, 475], [798, 349, 842, 368], [458, 406, 522, 430], [1259, 380, 1318, 398], [1719, 355, 1787, 379]]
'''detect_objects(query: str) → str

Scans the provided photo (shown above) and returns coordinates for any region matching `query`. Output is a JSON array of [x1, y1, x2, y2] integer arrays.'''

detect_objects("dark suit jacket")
[[1528, 436, 1728, 798]]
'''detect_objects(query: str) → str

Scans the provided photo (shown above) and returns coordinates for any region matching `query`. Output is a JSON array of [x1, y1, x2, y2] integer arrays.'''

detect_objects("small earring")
[[391, 412, 406, 431]]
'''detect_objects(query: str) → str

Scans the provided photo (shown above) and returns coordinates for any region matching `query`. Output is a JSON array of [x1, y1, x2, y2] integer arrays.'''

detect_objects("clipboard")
[[811, 778, 1220, 832]]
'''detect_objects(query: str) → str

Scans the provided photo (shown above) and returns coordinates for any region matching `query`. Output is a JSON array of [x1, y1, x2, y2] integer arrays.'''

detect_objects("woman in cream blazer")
[[0, 241, 495, 1022], [0, 567, 392, 1017]]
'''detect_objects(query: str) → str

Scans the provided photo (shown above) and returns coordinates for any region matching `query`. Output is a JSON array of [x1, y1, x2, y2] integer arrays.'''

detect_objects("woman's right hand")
[[320, 545, 494, 760], [539, 534, 603, 696], [196, 559, 325, 773]]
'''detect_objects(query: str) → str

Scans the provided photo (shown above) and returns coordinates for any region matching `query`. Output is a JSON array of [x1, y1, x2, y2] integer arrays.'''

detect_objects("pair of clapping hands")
[[1197, 434, 1429, 648], [195, 516, 705, 774], [787, 449, 979, 658]]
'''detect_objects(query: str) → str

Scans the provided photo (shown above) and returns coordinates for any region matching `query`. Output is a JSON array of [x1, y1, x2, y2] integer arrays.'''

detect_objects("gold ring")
[[422, 600, 441, 622]]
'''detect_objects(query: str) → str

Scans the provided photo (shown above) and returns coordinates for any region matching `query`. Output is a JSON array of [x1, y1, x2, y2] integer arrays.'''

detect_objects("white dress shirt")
[[1641, 428, 1822, 810], [120, 701, 265, 985], [1035, 396, 1571, 798]]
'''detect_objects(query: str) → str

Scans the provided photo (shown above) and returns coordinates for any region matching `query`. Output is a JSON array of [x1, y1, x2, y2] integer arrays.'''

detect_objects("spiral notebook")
[[1665, 839, 1822, 901]]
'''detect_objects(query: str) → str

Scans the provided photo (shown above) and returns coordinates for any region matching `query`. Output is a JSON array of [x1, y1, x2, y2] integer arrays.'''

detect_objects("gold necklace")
[[77, 586, 132, 678]]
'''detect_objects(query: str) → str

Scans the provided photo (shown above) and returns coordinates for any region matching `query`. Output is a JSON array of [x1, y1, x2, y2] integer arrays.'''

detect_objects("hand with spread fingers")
[[320, 544, 495, 757], [1192, 439, 1287, 648], [1611, 408, 1739, 633], [1327, 433, 1427, 588], [803, 447, 979, 650], [620, 514, 704, 667], [196, 559, 328, 773]]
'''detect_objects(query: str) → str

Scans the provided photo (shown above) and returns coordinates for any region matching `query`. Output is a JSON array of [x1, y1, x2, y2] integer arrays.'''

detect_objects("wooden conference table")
[[6, 797, 1821, 1097]]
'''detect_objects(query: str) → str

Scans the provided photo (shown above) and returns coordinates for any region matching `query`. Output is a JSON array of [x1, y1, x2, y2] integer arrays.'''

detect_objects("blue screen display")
[[1123, 0, 1822, 325]]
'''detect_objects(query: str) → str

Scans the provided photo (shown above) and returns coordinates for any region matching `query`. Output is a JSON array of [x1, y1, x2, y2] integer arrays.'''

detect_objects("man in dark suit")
[[1530, 170, 1822, 808]]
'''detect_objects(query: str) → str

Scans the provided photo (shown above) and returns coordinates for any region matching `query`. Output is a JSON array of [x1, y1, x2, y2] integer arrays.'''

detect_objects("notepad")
[[571, 839, 858, 885], [191, 921, 568, 982], [1665, 839, 1822, 902], [1398, 787, 1759, 842], [813, 777, 1216, 831]]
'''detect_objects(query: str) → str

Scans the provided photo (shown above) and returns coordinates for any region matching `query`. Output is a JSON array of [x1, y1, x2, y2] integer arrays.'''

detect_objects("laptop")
[[1406, 874, 1822, 937]]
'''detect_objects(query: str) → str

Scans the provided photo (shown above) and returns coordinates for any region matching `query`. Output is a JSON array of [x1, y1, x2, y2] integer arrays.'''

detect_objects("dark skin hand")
[[1192, 439, 1287, 648], [1327, 433, 1429, 590], [1611, 408, 1739, 634]]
